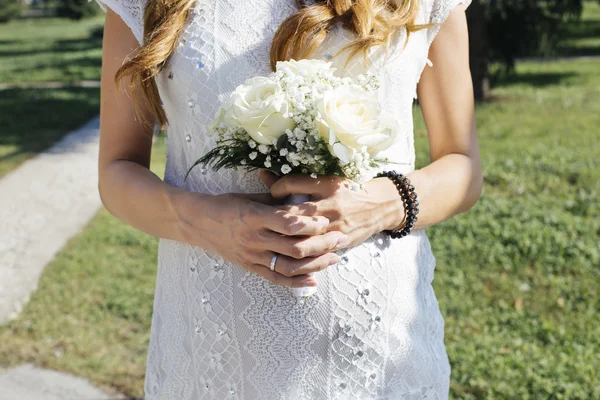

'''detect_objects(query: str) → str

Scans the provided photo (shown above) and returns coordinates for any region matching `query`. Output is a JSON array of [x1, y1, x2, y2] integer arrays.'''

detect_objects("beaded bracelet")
[[375, 170, 420, 239]]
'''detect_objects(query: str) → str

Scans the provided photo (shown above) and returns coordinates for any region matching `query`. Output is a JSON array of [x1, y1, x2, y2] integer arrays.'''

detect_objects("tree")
[[0, 0, 20, 23], [56, 0, 100, 20], [467, 0, 583, 100]]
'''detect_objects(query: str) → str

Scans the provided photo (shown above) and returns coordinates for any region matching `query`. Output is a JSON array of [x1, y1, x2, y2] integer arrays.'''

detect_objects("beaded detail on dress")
[[94, 0, 471, 398]]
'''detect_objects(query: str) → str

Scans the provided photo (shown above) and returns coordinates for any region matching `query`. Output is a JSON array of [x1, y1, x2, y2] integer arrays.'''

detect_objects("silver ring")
[[270, 254, 279, 272]]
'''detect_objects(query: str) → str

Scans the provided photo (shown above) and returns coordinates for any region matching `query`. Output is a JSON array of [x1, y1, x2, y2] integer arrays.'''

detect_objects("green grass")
[[413, 58, 600, 398], [0, 16, 104, 84], [557, 1, 600, 57], [0, 16, 103, 177], [0, 87, 100, 177]]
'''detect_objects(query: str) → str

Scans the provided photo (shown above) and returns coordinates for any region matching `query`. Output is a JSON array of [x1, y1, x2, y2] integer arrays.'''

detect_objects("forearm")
[[406, 153, 482, 229], [98, 160, 209, 244], [375, 152, 482, 231]]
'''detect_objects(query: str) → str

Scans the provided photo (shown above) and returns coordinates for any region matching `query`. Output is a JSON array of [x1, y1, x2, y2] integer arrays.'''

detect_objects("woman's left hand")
[[258, 170, 406, 251]]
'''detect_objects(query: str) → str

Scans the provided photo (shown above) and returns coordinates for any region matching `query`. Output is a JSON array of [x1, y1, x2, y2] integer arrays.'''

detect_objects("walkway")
[[0, 117, 102, 325], [0, 116, 128, 400], [0, 364, 123, 399]]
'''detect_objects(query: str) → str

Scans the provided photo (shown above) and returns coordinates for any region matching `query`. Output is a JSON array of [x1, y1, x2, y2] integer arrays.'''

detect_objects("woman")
[[96, 0, 482, 397]]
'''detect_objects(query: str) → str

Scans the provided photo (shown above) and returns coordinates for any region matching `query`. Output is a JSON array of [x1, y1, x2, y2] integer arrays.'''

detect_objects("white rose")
[[315, 84, 396, 163], [276, 58, 334, 76], [365, 112, 399, 158], [229, 76, 295, 145], [206, 98, 235, 134]]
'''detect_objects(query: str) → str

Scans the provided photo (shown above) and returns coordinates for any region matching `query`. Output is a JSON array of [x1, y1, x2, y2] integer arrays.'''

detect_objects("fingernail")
[[304, 279, 317, 287], [318, 217, 330, 227], [328, 256, 341, 266], [336, 234, 348, 247]]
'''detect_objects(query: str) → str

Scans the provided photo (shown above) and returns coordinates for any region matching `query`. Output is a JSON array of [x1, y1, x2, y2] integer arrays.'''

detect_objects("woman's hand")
[[171, 190, 346, 288], [258, 171, 406, 250]]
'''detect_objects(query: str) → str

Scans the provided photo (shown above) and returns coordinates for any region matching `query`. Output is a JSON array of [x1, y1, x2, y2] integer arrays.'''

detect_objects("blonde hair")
[[116, 0, 424, 127]]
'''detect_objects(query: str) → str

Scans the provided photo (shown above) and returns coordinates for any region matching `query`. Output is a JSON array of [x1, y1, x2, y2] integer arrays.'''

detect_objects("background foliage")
[[56, 0, 101, 20], [0, 0, 20, 23]]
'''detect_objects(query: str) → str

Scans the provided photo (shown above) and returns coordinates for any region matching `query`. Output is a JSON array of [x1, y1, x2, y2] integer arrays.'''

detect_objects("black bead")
[[377, 170, 418, 240]]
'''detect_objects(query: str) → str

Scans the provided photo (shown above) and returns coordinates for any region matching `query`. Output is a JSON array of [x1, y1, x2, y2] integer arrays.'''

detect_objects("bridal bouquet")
[[187, 58, 399, 297]]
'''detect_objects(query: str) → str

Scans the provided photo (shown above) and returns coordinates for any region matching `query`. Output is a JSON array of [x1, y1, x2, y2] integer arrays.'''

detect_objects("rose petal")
[[331, 142, 351, 164]]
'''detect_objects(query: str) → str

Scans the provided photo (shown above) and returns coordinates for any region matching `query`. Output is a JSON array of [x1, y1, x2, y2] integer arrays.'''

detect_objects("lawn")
[[557, 1, 600, 57], [0, 16, 103, 177], [0, 86, 100, 177], [415, 59, 600, 398], [0, 16, 104, 84]]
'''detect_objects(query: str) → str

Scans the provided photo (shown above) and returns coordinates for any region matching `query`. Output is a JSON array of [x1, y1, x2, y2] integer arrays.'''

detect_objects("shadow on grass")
[[556, 45, 600, 57], [490, 71, 577, 88], [563, 20, 600, 40], [0, 36, 102, 58], [0, 86, 100, 176]]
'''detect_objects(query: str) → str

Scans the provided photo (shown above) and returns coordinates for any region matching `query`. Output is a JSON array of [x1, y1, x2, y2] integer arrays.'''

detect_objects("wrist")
[[366, 177, 406, 232], [166, 186, 211, 245], [374, 171, 420, 238]]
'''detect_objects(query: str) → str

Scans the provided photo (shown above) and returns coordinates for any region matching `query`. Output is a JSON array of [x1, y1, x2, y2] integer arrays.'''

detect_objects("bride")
[[96, 0, 482, 398]]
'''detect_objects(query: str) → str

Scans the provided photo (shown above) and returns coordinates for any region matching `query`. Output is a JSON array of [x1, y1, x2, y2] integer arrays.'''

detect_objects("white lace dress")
[[95, 0, 470, 398]]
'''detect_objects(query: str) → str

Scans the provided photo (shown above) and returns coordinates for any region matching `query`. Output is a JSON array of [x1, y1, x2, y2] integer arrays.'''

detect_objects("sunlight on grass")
[[558, 1, 600, 56], [0, 16, 103, 176], [0, 87, 100, 178], [0, 16, 104, 84]]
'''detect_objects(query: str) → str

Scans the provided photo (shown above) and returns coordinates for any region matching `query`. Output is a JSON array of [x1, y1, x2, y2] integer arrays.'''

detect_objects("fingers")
[[269, 174, 343, 200], [258, 169, 279, 188], [261, 230, 346, 259], [261, 207, 331, 236], [260, 251, 341, 277], [246, 262, 317, 288], [234, 192, 278, 205]]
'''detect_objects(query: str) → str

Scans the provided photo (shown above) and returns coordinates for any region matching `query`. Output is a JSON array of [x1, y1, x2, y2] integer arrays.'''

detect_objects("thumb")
[[258, 169, 279, 188], [234, 192, 278, 205]]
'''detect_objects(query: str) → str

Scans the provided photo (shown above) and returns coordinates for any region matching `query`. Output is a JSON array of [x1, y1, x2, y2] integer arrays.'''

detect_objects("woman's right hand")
[[173, 191, 347, 288]]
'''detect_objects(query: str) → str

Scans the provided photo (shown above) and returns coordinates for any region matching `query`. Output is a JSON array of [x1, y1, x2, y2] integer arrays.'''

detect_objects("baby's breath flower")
[[258, 144, 269, 154], [248, 140, 257, 149], [264, 160, 271, 168], [281, 164, 292, 174], [249, 152, 258, 160], [280, 148, 288, 156]]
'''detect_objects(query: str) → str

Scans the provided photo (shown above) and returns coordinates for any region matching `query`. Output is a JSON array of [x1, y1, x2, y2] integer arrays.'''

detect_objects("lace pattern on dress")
[[93, 0, 470, 398]]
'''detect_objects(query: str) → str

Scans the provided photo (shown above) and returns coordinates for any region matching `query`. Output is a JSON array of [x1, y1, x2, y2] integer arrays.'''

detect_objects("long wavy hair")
[[116, 0, 424, 127]]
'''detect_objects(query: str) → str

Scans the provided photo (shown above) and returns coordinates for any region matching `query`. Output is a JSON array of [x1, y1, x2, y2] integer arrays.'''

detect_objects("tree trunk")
[[466, 0, 489, 101]]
